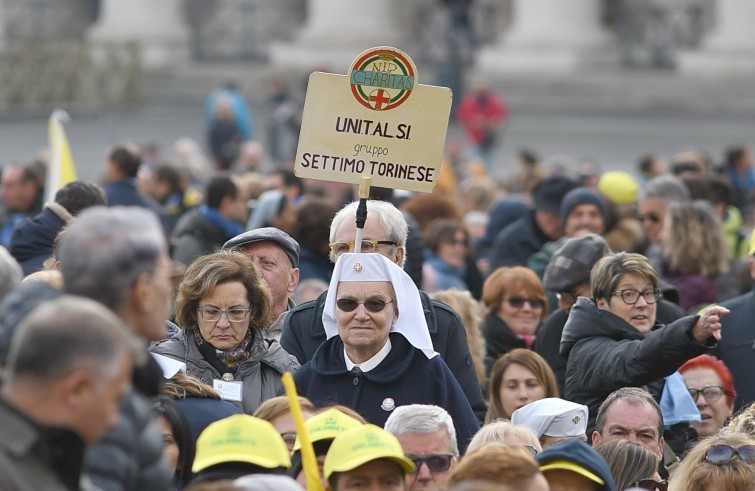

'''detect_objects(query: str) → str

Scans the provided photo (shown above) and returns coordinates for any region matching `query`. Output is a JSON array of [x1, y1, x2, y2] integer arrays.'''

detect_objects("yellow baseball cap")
[[540, 460, 605, 485], [293, 407, 363, 451], [324, 424, 416, 479], [748, 229, 755, 255], [192, 415, 291, 473]]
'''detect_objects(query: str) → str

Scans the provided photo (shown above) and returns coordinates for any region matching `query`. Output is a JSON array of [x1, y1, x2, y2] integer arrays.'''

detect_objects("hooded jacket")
[[150, 327, 300, 414], [560, 297, 712, 433], [170, 208, 227, 267]]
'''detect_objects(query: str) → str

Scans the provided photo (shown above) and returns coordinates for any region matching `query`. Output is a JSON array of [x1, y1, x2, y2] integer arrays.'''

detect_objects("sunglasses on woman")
[[406, 454, 454, 473], [505, 296, 545, 309], [632, 479, 668, 491], [336, 297, 393, 313], [704, 444, 755, 465]]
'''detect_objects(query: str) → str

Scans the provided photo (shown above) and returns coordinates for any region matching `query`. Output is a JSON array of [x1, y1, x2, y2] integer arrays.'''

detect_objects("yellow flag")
[[46, 109, 78, 203], [282, 372, 324, 491]]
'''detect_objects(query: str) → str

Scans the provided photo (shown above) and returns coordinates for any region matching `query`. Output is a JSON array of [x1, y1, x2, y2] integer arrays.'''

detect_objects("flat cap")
[[543, 234, 611, 293], [222, 227, 300, 267]]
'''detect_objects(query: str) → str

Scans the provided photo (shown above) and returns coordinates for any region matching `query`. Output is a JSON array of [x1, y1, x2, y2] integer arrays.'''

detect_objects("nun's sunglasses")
[[336, 297, 393, 313], [705, 444, 755, 465]]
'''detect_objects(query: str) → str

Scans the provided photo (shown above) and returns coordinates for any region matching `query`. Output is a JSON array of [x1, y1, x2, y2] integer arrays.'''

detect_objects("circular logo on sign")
[[348, 46, 418, 112]]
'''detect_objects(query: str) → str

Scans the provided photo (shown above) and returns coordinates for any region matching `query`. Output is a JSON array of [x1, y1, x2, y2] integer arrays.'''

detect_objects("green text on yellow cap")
[[540, 460, 605, 485], [324, 424, 416, 479], [193, 414, 291, 473], [293, 407, 363, 452]]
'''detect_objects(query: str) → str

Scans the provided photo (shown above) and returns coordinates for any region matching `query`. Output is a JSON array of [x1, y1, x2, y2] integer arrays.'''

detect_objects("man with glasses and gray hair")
[[385, 404, 459, 491], [281, 200, 486, 421]]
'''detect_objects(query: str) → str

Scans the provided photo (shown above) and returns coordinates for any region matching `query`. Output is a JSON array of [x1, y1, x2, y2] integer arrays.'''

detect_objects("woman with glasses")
[[151, 250, 300, 414], [561, 252, 729, 434], [679, 355, 737, 439], [481, 266, 548, 378], [668, 432, 755, 491], [294, 253, 480, 452], [595, 439, 666, 491]]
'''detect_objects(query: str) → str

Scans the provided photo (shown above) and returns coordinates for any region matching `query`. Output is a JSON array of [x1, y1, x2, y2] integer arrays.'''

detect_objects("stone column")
[[679, 0, 755, 73], [478, 0, 611, 73], [269, 0, 402, 72], [87, 0, 189, 69]]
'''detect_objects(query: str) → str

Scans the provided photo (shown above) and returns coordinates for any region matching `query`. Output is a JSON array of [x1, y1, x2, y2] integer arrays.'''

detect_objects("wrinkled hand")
[[692, 305, 730, 343]]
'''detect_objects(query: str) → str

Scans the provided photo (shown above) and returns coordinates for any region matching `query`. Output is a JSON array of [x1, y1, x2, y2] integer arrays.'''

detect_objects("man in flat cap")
[[512, 398, 589, 450], [223, 227, 300, 341]]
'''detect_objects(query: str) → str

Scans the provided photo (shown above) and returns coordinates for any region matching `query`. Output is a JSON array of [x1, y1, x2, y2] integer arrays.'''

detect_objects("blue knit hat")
[[559, 187, 608, 229]]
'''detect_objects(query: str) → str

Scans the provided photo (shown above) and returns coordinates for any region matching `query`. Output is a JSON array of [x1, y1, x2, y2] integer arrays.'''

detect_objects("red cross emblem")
[[369, 89, 391, 110]]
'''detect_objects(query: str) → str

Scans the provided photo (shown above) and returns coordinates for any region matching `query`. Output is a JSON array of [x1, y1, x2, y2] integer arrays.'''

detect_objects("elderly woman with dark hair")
[[561, 252, 730, 434], [151, 249, 299, 414]]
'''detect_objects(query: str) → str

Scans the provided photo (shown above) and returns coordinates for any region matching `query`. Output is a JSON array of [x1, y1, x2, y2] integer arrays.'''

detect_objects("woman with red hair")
[[679, 354, 736, 438]]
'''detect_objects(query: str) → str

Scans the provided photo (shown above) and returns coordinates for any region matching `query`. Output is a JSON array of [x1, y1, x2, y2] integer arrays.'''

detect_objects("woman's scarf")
[[193, 328, 252, 374]]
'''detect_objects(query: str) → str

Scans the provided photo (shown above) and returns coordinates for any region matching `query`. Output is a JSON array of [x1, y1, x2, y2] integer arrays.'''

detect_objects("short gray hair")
[[328, 200, 408, 266], [58, 206, 166, 312], [2, 295, 138, 386], [0, 248, 22, 303], [638, 175, 690, 203], [595, 387, 663, 440], [384, 404, 458, 456]]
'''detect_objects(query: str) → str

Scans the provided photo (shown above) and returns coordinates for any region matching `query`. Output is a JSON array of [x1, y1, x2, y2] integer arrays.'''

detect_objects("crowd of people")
[[1, 83, 755, 491]]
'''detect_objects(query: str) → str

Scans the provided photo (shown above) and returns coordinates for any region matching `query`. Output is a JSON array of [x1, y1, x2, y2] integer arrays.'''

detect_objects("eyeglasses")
[[336, 297, 393, 313], [639, 212, 661, 223], [329, 240, 397, 256], [611, 289, 662, 305], [280, 431, 297, 450], [197, 307, 252, 323], [632, 479, 668, 491], [688, 385, 727, 402], [505, 296, 545, 309], [406, 454, 454, 473], [523, 445, 539, 457], [704, 444, 755, 465]]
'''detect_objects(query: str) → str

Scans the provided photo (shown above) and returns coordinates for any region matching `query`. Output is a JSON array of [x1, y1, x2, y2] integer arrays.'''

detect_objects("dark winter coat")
[[481, 313, 528, 377], [281, 290, 487, 422], [714, 287, 755, 412], [489, 210, 552, 271], [9, 204, 69, 276], [294, 333, 480, 452], [170, 209, 227, 267], [560, 297, 714, 433]]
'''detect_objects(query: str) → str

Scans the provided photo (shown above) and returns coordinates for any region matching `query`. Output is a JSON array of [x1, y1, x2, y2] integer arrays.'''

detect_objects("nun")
[[294, 253, 480, 452]]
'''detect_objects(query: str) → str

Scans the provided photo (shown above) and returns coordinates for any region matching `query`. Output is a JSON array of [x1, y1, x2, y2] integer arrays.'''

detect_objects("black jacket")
[[560, 297, 713, 433], [535, 298, 687, 398], [294, 333, 480, 453], [84, 356, 173, 491], [481, 313, 527, 378], [714, 287, 755, 412], [489, 210, 551, 271], [9, 205, 65, 276], [281, 290, 487, 422], [171, 209, 227, 267]]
